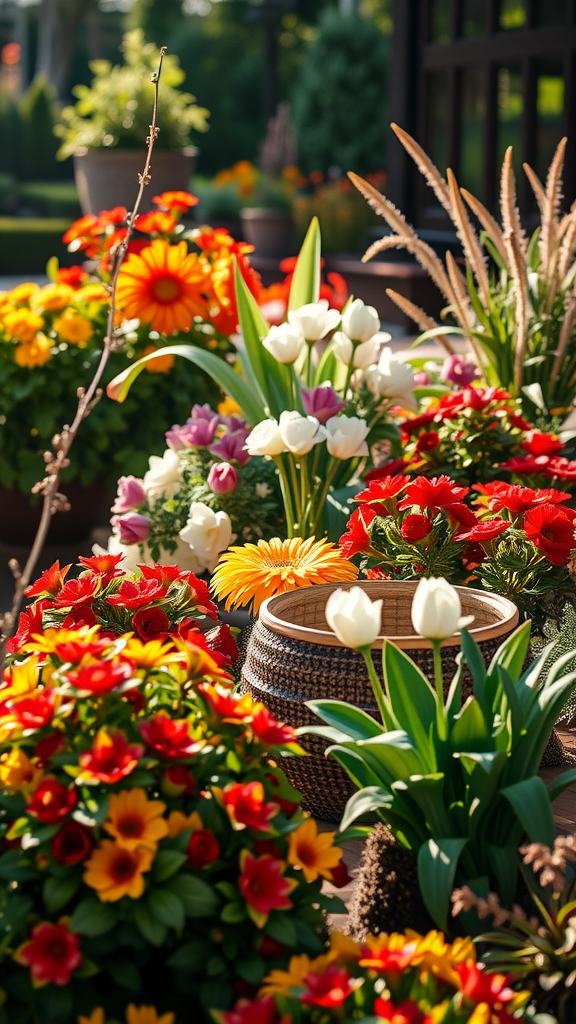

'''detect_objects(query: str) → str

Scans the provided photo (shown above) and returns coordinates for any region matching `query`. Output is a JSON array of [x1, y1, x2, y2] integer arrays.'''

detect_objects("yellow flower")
[[53, 308, 94, 346], [408, 930, 476, 987], [166, 810, 202, 838], [120, 637, 180, 669], [84, 840, 154, 902], [327, 931, 361, 963], [14, 333, 52, 368], [468, 1007, 490, 1024], [212, 536, 359, 613], [217, 396, 240, 418], [103, 789, 169, 851], [9, 282, 40, 305], [126, 1006, 174, 1024], [0, 748, 42, 793], [0, 656, 42, 701], [75, 283, 109, 304], [78, 1010, 106, 1024], [287, 818, 343, 883], [261, 952, 333, 996], [115, 239, 208, 334], [33, 283, 75, 311], [142, 344, 175, 373], [3, 307, 45, 343]]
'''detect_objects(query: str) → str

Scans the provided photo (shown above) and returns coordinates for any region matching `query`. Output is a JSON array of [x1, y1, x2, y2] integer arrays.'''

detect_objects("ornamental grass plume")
[[211, 535, 358, 612]]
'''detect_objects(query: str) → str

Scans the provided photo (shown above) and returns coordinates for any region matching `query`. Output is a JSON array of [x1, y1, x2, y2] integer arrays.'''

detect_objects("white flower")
[[97, 534, 142, 574], [101, 534, 204, 575], [342, 298, 380, 342], [325, 414, 370, 459], [365, 348, 417, 408], [255, 482, 272, 498], [332, 330, 384, 370], [179, 501, 232, 573], [288, 299, 341, 342], [331, 331, 354, 366], [262, 322, 305, 364], [244, 418, 285, 456], [325, 586, 383, 649], [279, 410, 326, 456], [411, 577, 474, 641], [143, 448, 182, 500]]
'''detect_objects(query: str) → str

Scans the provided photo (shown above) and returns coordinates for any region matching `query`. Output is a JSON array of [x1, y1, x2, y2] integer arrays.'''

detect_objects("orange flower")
[[83, 840, 153, 902], [152, 190, 199, 213], [103, 788, 168, 850], [287, 819, 343, 883], [115, 239, 209, 334], [142, 344, 175, 373], [135, 212, 176, 235]]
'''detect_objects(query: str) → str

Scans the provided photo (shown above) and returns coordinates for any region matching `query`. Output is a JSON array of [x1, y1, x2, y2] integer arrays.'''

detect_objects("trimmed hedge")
[[0, 218, 74, 274]]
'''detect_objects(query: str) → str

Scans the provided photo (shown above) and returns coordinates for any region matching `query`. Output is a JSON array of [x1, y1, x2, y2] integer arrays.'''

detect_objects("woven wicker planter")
[[241, 580, 519, 821]]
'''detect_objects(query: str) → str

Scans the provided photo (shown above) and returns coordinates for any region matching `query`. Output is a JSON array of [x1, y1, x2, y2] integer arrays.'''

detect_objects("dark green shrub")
[[20, 76, 61, 181]]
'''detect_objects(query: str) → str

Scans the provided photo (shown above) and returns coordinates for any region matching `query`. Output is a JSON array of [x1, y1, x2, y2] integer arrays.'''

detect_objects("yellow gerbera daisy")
[[287, 818, 343, 884], [126, 1006, 174, 1024], [78, 1010, 106, 1024], [83, 841, 153, 902], [261, 951, 333, 997], [211, 536, 359, 612], [115, 239, 208, 335], [103, 789, 168, 850], [166, 810, 202, 838]]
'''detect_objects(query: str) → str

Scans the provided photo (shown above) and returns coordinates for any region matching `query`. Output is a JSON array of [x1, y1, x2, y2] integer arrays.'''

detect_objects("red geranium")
[[542, 456, 576, 481], [131, 606, 170, 641], [5, 599, 49, 654], [455, 519, 510, 544], [222, 996, 278, 1024], [77, 552, 125, 584], [301, 965, 355, 1009], [53, 574, 100, 608], [9, 692, 56, 729], [398, 411, 437, 436], [356, 475, 407, 506], [138, 711, 200, 758], [153, 190, 199, 212], [360, 941, 418, 971], [340, 507, 376, 559], [187, 829, 220, 868], [522, 431, 563, 457], [264, 772, 300, 816], [204, 623, 239, 666], [456, 962, 515, 1006], [364, 458, 411, 481], [398, 475, 469, 512], [499, 454, 550, 475], [373, 998, 426, 1023], [79, 728, 144, 783], [415, 431, 440, 453], [62, 605, 98, 630], [106, 578, 167, 609], [138, 564, 218, 617], [401, 514, 433, 543], [238, 851, 296, 917], [523, 504, 576, 565], [197, 683, 254, 722], [25, 560, 71, 599], [15, 920, 82, 986], [34, 731, 65, 763], [51, 820, 93, 865], [134, 210, 175, 234], [64, 659, 134, 695], [222, 781, 279, 831], [26, 778, 77, 824], [487, 484, 569, 516], [438, 385, 512, 415], [57, 265, 88, 288], [53, 634, 111, 664], [250, 707, 297, 746]]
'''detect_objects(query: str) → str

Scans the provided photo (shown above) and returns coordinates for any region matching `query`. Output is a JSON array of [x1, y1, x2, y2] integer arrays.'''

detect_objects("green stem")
[[274, 456, 296, 537], [431, 639, 448, 740], [286, 455, 302, 532], [359, 645, 388, 727], [306, 342, 314, 389], [299, 455, 310, 535], [310, 458, 339, 535]]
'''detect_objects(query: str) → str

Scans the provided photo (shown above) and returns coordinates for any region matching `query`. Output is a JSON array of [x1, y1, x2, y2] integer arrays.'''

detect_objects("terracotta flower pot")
[[73, 146, 198, 215], [239, 207, 294, 258], [0, 480, 115, 545], [241, 580, 519, 821]]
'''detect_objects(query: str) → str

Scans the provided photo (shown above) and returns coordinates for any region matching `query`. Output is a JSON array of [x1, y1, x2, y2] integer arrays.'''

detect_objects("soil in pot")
[[0, 479, 115, 545], [346, 824, 436, 940]]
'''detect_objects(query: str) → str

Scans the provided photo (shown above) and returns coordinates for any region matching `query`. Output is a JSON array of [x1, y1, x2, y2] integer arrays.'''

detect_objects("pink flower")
[[301, 385, 346, 425], [413, 371, 429, 386], [179, 417, 220, 447], [112, 512, 151, 544], [210, 430, 250, 466], [191, 403, 220, 422], [208, 462, 238, 494], [440, 355, 479, 386], [111, 475, 146, 513]]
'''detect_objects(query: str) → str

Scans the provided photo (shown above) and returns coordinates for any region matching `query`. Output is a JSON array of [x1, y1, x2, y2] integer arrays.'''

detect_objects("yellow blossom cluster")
[[0, 277, 109, 368]]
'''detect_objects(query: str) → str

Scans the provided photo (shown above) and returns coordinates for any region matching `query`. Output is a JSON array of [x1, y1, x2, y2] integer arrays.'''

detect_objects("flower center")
[[152, 275, 181, 303], [296, 842, 316, 867], [111, 850, 137, 882], [118, 815, 144, 838], [49, 940, 67, 959]]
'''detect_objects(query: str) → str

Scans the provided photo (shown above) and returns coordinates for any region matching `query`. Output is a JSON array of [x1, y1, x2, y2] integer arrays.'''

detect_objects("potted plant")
[[55, 31, 209, 216]]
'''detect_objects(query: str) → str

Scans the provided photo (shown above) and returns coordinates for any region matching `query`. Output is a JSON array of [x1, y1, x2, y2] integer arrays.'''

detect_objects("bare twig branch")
[[0, 47, 167, 663]]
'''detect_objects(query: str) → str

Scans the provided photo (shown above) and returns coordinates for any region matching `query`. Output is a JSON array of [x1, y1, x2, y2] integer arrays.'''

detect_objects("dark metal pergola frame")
[[388, 0, 576, 226]]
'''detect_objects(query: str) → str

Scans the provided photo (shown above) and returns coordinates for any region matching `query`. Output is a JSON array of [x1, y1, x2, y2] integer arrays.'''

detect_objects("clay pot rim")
[[73, 145, 198, 158], [259, 580, 519, 649]]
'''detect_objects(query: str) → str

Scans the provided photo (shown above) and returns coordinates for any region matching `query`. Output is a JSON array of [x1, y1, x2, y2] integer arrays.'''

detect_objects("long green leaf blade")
[[306, 699, 383, 740], [417, 838, 468, 930], [501, 776, 555, 846], [288, 216, 321, 311]]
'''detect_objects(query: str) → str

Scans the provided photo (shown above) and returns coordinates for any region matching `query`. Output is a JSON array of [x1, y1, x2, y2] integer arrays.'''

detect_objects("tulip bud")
[[111, 475, 146, 514], [279, 410, 326, 456], [288, 299, 341, 342], [244, 418, 285, 457], [208, 462, 238, 494], [325, 414, 369, 460], [262, 322, 305, 364], [325, 586, 383, 649], [411, 577, 474, 641], [341, 298, 380, 342], [301, 384, 346, 425], [112, 512, 150, 545]]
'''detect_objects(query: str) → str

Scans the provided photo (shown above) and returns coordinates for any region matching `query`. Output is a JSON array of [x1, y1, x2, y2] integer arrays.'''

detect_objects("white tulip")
[[262, 322, 305, 364], [143, 448, 182, 500], [288, 299, 341, 342], [244, 418, 285, 457], [411, 577, 474, 641], [325, 414, 370, 459], [331, 331, 354, 366], [365, 348, 417, 408], [179, 501, 232, 573], [342, 298, 380, 342], [325, 587, 383, 649], [279, 410, 326, 456]]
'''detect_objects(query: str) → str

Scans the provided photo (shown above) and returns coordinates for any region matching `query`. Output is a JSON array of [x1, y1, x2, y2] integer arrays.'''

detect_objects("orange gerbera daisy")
[[115, 239, 209, 335], [103, 788, 168, 850], [211, 536, 358, 612], [287, 818, 343, 883], [83, 840, 153, 902]]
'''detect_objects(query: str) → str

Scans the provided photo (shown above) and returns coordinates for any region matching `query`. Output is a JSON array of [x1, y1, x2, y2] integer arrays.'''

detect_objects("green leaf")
[[326, 744, 387, 790], [417, 837, 469, 930], [393, 774, 451, 836], [134, 901, 167, 946], [339, 786, 392, 831], [43, 874, 80, 914], [221, 901, 247, 923], [488, 621, 531, 683], [265, 913, 297, 946], [501, 776, 555, 846], [545, 767, 576, 802], [0, 849, 38, 882], [166, 939, 209, 971], [70, 898, 117, 936], [165, 872, 220, 917], [236, 953, 266, 985], [107, 344, 266, 427], [152, 849, 187, 883], [234, 259, 293, 417], [288, 216, 321, 311], [107, 960, 141, 992], [486, 843, 518, 906], [357, 731, 426, 780], [450, 697, 491, 753], [306, 699, 383, 740], [147, 889, 185, 932], [460, 629, 486, 697], [382, 641, 437, 766]]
